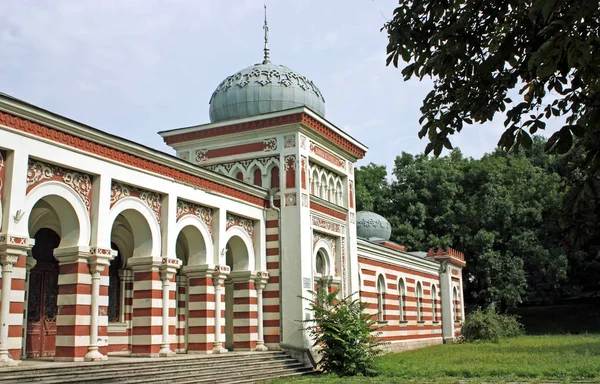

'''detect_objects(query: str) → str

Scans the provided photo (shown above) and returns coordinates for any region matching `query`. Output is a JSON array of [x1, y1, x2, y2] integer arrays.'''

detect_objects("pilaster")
[[184, 266, 215, 353]]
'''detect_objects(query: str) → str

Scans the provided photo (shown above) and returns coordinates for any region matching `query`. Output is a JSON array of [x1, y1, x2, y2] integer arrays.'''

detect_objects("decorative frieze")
[[311, 215, 342, 234], [226, 213, 254, 243], [310, 201, 347, 221], [206, 156, 279, 180], [195, 138, 278, 164], [309, 142, 345, 169], [26, 159, 93, 212], [176, 200, 213, 234], [110, 181, 162, 224]]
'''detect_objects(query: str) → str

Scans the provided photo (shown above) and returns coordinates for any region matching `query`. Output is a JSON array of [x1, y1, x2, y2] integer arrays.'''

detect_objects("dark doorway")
[[26, 228, 60, 358]]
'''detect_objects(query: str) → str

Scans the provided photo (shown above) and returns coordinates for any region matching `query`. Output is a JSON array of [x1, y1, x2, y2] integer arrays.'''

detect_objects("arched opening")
[[398, 278, 406, 323], [416, 282, 423, 322], [335, 180, 343, 206], [253, 168, 262, 187], [431, 285, 438, 322], [24, 190, 84, 359], [235, 171, 244, 181], [26, 228, 60, 358], [377, 274, 385, 322], [108, 207, 154, 353], [173, 224, 208, 353], [224, 235, 250, 351], [270, 166, 280, 189], [328, 178, 334, 202], [108, 245, 123, 323]]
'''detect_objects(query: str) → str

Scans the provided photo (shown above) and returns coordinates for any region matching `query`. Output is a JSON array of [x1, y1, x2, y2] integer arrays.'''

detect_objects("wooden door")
[[26, 228, 60, 358], [26, 262, 58, 358]]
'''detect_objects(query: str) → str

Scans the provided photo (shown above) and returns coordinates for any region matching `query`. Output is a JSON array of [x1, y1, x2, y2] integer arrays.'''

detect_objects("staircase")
[[0, 351, 314, 384]]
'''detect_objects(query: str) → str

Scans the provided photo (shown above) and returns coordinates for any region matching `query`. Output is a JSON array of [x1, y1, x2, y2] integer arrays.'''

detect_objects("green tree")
[[354, 163, 390, 213], [302, 290, 385, 377], [384, 0, 600, 166]]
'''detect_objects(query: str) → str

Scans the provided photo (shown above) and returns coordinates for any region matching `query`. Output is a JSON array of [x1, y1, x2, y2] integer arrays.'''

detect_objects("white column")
[[85, 263, 106, 361], [254, 272, 269, 352], [0, 254, 19, 366], [212, 265, 229, 354], [159, 267, 176, 357]]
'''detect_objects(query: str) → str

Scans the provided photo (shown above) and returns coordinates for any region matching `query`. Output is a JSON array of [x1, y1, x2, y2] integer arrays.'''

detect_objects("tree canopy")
[[355, 137, 599, 309], [384, 0, 600, 164]]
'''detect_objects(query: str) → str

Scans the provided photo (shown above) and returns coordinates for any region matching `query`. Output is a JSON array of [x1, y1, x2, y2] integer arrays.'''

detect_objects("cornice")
[[0, 95, 269, 207], [357, 238, 440, 275]]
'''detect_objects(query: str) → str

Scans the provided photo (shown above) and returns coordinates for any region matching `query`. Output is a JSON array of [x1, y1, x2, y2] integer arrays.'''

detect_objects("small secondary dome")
[[356, 211, 392, 241], [208, 63, 326, 123]]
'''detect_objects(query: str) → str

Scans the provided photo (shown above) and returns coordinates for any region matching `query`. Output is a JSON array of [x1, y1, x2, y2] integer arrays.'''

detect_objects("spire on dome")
[[262, 5, 271, 64]]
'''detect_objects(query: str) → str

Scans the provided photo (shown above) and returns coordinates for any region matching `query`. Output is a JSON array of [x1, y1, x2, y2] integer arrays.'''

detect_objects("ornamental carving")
[[226, 213, 254, 243], [312, 215, 342, 233], [285, 193, 297, 207], [110, 182, 162, 224], [301, 193, 309, 207], [195, 149, 209, 163], [210, 68, 325, 102], [179, 151, 190, 162], [313, 231, 337, 260], [0, 112, 268, 208], [284, 135, 295, 148], [341, 237, 347, 296], [309, 142, 345, 169], [349, 212, 356, 224], [283, 155, 296, 172], [300, 135, 307, 149], [263, 138, 277, 152], [301, 157, 307, 190], [176, 200, 213, 234], [26, 159, 93, 212]]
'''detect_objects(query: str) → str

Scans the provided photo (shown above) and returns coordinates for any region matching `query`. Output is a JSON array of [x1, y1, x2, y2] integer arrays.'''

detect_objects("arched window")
[[416, 282, 423, 322], [335, 180, 343, 206], [398, 278, 406, 323], [431, 285, 438, 322], [235, 171, 244, 181], [311, 170, 318, 195], [270, 166, 280, 189], [453, 287, 460, 322], [253, 168, 262, 187], [320, 174, 327, 199], [315, 250, 328, 304], [377, 274, 385, 322]]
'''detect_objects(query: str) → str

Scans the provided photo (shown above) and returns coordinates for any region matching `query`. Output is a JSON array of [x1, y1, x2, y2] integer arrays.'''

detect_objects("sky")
[[0, 0, 561, 174]]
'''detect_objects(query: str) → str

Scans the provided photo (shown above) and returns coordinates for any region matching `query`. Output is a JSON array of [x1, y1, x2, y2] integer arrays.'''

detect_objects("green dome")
[[356, 211, 392, 241], [208, 63, 325, 123]]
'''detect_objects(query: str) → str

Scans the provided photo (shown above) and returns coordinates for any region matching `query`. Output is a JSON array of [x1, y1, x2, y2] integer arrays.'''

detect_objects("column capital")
[[160, 257, 181, 282], [0, 254, 19, 272], [88, 246, 116, 275], [0, 233, 34, 255], [212, 264, 230, 284], [253, 271, 269, 289]]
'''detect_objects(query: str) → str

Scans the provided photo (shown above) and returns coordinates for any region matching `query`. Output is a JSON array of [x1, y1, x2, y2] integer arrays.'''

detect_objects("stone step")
[[0, 351, 314, 384], [43, 359, 304, 383], [0, 352, 287, 381]]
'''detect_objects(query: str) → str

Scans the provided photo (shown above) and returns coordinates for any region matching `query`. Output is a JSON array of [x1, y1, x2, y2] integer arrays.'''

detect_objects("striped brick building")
[[0, 45, 464, 367]]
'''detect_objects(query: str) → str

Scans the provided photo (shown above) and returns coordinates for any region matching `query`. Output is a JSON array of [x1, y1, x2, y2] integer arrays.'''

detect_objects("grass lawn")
[[269, 334, 600, 383]]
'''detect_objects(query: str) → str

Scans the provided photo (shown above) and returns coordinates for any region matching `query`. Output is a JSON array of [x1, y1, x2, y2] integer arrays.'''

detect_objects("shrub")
[[461, 307, 524, 343], [302, 289, 386, 377]]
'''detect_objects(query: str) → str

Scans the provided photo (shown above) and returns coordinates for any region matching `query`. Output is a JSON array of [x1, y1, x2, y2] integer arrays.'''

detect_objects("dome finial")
[[262, 5, 271, 64]]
